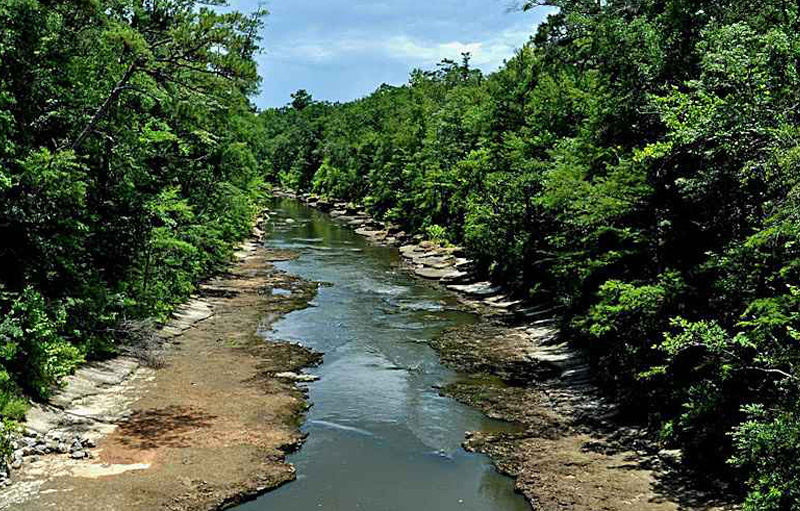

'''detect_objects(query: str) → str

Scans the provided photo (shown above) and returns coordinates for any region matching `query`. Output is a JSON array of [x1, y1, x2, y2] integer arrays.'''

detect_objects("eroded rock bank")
[[1, 219, 323, 511], [285, 189, 739, 511]]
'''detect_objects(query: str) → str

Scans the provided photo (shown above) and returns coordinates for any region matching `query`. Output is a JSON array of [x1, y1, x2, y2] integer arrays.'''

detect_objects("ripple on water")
[[235, 197, 531, 511]]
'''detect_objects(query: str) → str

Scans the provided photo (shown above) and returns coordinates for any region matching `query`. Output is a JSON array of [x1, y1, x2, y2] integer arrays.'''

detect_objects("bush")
[[731, 405, 800, 511], [425, 224, 449, 245], [0, 287, 84, 399], [579, 272, 684, 391], [0, 418, 20, 461]]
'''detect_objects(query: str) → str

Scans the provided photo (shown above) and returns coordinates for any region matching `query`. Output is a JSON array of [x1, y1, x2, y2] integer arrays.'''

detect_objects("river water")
[[234, 198, 530, 511]]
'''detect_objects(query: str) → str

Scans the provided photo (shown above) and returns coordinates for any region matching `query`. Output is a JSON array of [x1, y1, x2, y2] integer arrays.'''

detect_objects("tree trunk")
[[70, 60, 139, 151]]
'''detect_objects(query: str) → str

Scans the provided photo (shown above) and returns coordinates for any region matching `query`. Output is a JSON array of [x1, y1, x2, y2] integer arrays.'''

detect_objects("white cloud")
[[273, 25, 532, 72]]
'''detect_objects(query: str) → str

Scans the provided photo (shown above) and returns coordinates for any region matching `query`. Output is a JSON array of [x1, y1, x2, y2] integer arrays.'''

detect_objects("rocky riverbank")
[[282, 189, 739, 511], [1, 215, 324, 511]]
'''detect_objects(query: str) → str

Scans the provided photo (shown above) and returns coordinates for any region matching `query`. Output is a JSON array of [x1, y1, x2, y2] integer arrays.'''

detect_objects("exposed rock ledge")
[[1, 218, 322, 511]]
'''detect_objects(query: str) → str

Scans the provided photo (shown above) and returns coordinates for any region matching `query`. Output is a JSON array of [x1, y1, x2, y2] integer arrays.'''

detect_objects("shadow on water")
[[234, 198, 530, 511]]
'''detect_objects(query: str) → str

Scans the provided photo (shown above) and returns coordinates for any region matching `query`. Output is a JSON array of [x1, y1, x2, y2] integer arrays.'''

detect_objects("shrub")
[[0, 287, 84, 398], [425, 224, 449, 245], [731, 404, 800, 511]]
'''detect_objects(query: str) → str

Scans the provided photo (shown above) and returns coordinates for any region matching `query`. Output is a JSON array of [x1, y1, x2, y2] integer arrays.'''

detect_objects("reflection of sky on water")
[[235, 198, 529, 511]]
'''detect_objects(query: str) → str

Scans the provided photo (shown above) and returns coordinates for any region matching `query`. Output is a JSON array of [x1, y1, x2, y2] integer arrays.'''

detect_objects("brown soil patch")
[[435, 322, 738, 511], [15, 245, 321, 511]]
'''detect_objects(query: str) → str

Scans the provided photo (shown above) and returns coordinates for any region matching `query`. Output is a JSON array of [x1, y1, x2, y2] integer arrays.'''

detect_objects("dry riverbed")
[[2, 229, 323, 511]]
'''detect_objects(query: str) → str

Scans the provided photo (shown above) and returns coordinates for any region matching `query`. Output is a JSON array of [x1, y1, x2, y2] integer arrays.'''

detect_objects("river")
[[233, 198, 530, 511]]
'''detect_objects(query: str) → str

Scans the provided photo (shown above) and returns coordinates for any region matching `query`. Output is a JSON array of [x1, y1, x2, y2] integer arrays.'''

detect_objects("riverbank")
[[284, 189, 739, 511], [1, 220, 323, 511]]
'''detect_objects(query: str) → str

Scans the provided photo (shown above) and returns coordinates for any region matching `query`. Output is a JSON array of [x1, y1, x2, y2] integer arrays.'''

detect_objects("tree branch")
[[70, 59, 140, 151]]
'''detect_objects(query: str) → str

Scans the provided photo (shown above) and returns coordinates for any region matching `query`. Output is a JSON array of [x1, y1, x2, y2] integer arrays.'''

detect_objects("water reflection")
[[233, 198, 530, 511]]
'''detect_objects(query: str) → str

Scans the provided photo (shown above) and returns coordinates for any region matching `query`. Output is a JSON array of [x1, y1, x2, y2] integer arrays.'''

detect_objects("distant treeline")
[[259, 2, 800, 508], [0, 0, 269, 441]]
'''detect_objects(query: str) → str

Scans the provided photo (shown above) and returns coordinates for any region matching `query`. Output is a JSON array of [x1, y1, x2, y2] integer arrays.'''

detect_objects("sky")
[[227, 1, 552, 109]]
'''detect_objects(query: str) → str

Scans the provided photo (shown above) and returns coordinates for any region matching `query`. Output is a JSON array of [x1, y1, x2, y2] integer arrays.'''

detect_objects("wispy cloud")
[[272, 25, 532, 72]]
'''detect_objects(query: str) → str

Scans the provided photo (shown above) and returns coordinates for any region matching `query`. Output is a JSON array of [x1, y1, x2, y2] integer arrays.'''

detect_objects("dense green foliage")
[[0, 0, 267, 447], [260, 2, 800, 507]]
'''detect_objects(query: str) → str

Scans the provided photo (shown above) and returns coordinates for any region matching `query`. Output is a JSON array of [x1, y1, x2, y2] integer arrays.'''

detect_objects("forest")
[[259, 1, 800, 509], [0, 0, 797, 508], [0, 0, 269, 451]]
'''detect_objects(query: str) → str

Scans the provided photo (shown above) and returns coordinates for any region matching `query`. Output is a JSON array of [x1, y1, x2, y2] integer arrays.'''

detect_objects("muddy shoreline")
[[2, 219, 325, 511], [283, 189, 739, 511]]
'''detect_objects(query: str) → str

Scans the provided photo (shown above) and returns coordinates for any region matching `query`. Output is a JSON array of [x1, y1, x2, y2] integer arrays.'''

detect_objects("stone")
[[274, 372, 320, 382], [57, 442, 69, 454], [71, 450, 86, 459], [84, 438, 97, 448], [658, 449, 683, 465], [416, 255, 453, 269], [440, 270, 471, 284], [414, 267, 453, 280], [10, 460, 22, 470], [399, 244, 418, 254], [447, 281, 502, 297], [453, 258, 474, 271], [484, 295, 524, 309], [442, 246, 466, 257]]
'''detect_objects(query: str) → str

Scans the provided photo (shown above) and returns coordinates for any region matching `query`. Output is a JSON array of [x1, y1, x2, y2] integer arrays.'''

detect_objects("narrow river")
[[235, 198, 530, 511]]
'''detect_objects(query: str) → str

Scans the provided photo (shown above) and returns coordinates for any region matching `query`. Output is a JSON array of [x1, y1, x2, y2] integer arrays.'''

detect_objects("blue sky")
[[227, 1, 552, 108]]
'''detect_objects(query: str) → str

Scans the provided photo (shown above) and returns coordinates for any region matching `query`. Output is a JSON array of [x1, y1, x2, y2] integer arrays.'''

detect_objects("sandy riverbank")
[[3, 232, 322, 511]]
